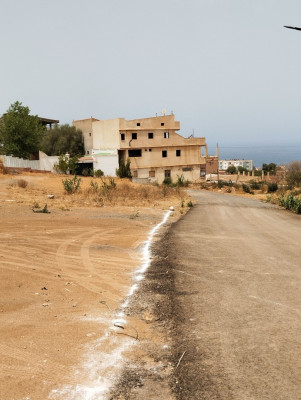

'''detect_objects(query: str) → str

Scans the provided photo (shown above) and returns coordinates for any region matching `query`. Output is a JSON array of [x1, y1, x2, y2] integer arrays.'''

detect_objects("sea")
[[207, 144, 301, 168]]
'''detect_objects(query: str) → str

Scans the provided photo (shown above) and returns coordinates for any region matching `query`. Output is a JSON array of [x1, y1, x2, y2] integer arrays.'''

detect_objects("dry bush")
[[17, 179, 28, 188], [0, 159, 6, 174]]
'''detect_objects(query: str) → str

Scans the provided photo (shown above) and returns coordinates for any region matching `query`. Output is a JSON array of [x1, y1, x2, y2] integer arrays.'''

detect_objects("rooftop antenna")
[[162, 109, 166, 116]]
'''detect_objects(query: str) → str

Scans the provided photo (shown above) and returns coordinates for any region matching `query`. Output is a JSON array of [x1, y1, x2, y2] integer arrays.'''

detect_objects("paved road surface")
[[169, 191, 301, 399]]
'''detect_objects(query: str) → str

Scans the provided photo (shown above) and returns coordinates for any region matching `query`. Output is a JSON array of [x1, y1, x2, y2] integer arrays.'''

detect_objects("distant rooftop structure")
[[38, 117, 59, 128]]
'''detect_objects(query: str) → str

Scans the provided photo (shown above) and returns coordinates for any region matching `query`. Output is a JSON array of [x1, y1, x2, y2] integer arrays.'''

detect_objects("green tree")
[[262, 163, 277, 175], [237, 166, 249, 173], [226, 165, 237, 174], [0, 101, 45, 159], [40, 124, 84, 157]]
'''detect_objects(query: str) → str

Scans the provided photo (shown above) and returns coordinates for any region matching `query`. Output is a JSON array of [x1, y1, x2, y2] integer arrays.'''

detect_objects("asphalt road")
[[169, 191, 301, 400]]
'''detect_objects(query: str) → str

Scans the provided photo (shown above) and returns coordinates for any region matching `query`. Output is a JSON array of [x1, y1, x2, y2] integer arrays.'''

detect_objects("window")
[[89, 132, 92, 137], [149, 170, 155, 178], [133, 170, 138, 178], [164, 132, 169, 138], [148, 132, 153, 139], [176, 149, 181, 157], [86, 150, 89, 154], [121, 133, 125, 140], [161, 122, 164, 126], [162, 150, 167, 158], [132, 133, 137, 140], [182, 167, 193, 171], [145, 149, 147, 151], [164, 170, 171, 178], [128, 149, 142, 157], [137, 122, 140, 126], [149, 148, 152, 152]]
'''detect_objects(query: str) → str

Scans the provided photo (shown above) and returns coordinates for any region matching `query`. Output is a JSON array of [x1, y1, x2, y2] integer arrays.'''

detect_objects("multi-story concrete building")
[[219, 159, 253, 171], [73, 114, 218, 182]]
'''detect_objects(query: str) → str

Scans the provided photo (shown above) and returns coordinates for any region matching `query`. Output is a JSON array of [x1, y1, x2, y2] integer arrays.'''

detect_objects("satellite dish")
[[162, 109, 166, 115]]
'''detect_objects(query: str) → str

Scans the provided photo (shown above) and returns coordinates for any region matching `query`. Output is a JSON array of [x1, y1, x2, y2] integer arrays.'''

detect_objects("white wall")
[[93, 155, 119, 176], [2, 155, 40, 170], [39, 151, 59, 173]]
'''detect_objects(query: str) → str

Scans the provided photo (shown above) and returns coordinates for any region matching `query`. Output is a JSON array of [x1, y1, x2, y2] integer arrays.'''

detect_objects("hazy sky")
[[1, 0, 301, 147]]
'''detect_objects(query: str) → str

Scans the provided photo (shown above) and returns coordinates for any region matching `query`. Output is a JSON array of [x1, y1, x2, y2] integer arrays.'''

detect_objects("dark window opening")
[[132, 133, 137, 140], [89, 132, 92, 137], [162, 150, 167, 158], [137, 122, 140, 126], [86, 150, 89, 154], [164, 132, 169, 138], [149, 170, 155, 177], [149, 148, 152, 152], [182, 167, 193, 171], [129, 149, 142, 157], [145, 149, 147, 151], [161, 122, 164, 126], [133, 170, 138, 177], [164, 170, 171, 178], [148, 132, 153, 139], [176, 149, 181, 157], [121, 133, 125, 140]]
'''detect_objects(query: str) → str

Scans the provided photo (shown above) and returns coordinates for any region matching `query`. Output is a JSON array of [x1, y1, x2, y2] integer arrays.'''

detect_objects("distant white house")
[[219, 159, 253, 171]]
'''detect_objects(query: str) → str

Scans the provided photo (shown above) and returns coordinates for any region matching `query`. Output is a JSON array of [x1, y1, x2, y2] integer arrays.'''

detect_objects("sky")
[[1, 0, 301, 149]]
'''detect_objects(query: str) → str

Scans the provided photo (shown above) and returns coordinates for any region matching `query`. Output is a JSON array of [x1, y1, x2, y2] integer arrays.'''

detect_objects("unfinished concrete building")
[[73, 114, 218, 182]]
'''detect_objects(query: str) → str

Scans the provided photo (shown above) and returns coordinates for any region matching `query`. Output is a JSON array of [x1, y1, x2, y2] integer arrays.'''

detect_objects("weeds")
[[187, 200, 193, 207], [278, 193, 301, 213], [176, 174, 189, 187], [17, 179, 28, 188], [32, 204, 50, 214], [62, 175, 81, 193]]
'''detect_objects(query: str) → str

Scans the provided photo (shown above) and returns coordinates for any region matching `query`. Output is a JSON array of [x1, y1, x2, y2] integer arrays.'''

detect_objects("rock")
[[169, 206, 175, 211], [47, 194, 55, 199]]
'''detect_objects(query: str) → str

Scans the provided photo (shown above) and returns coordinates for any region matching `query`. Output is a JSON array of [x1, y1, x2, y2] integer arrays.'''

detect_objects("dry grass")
[[82, 178, 188, 207], [0, 173, 190, 211]]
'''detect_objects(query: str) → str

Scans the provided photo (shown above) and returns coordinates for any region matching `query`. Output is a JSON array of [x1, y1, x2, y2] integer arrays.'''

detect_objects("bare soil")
[[0, 173, 186, 400]]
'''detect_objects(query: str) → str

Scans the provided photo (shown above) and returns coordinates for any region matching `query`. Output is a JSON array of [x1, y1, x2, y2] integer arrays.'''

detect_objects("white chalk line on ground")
[[48, 210, 171, 400]]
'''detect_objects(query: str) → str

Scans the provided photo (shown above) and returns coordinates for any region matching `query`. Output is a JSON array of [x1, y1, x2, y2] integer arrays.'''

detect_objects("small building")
[[73, 114, 218, 182], [219, 159, 253, 171]]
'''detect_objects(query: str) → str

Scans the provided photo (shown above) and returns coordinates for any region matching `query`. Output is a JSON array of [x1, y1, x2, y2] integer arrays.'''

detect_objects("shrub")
[[94, 169, 104, 177], [250, 180, 260, 190], [116, 158, 132, 179], [54, 154, 79, 174], [17, 179, 28, 188], [187, 200, 193, 207], [0, 159, 6, 174], [163, 177, 172, 186], [32, 204, 50, 213], [242, 184, 253, 194], [267, 182, 278, 193], [82, 167, 93, 177], [176, 174, 189, 187], [62, 175, 81, 193]]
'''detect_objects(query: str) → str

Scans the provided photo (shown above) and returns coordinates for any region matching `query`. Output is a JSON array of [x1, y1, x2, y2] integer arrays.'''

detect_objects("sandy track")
[[0, 199, 169, 400]]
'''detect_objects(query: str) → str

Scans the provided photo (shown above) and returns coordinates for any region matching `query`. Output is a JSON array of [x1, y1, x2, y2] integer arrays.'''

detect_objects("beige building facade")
[[73, 114, 218, 182]]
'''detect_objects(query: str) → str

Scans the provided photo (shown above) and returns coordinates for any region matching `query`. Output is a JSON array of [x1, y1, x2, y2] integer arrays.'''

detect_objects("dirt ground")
[[0, 173, 185, 400]]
